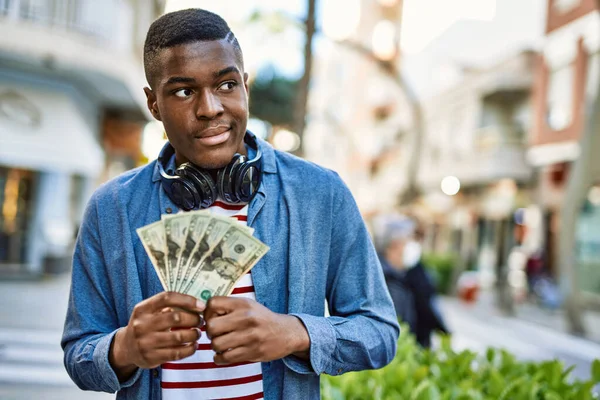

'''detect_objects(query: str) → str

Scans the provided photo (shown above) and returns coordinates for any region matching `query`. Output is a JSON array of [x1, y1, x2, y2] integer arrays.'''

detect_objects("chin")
[[191, 152, 235, 170]]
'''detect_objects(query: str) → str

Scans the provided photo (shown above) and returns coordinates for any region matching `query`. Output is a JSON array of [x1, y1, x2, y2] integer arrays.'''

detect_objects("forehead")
[[155, 39, 242, 83]]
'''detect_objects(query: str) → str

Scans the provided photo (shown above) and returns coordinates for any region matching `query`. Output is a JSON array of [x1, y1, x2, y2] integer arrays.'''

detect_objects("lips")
[[194, 126, 231, 146]]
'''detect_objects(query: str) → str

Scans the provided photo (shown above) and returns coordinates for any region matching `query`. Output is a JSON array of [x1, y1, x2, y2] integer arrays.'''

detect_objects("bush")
[[422, 253, 457, 294], [321, 326, 600, 400]]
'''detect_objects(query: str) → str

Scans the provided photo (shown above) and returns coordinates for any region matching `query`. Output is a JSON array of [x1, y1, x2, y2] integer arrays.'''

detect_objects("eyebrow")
[[164, 76, 196, 85], [163, 66, 240, 86], [214, 66, 240, 79]]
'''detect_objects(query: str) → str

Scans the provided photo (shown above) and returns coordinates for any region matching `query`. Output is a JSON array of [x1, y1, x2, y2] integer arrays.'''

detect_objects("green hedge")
[[422, 253, 457, 294], [321, 326, 600, 400]]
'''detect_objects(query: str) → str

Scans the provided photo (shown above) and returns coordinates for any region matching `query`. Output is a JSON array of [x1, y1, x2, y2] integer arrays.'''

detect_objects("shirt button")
[[165, 207, 172, 214], [152, 369, 159, 378], [337, 368, 343, 374]]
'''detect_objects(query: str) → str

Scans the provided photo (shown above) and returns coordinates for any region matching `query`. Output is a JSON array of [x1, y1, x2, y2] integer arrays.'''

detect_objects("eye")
[[173, 88, 193, 98], [218, 81, 237, 91]]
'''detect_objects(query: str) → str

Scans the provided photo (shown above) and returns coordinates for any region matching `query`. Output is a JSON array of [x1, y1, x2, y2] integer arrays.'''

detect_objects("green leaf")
[[485, 348, 495, 364], [498, 377, 524, 400], [561, 365, 575, 380], [410, 380, 441, 400], [591, 359, 600, 384]]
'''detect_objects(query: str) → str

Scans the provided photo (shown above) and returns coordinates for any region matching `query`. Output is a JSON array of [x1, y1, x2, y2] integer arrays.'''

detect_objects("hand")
[[203, 297, 310, 365], [109, 292, 205, 381]]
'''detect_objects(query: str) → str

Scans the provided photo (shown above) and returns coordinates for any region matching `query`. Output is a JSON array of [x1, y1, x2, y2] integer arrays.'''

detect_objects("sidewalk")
[[1, 273, 599, 398], [0, 273, 112, 399], [438, 292, 600, 382], [461, 290, 600, 344]]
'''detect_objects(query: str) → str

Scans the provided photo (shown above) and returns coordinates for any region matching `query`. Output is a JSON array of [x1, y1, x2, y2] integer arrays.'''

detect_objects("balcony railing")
[[475, 124, 526, 151], [0, 0, 132, 50]]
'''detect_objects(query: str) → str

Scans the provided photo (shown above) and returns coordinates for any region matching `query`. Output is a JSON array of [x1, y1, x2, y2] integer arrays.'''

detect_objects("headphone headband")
[[157, 131, 262, 210]]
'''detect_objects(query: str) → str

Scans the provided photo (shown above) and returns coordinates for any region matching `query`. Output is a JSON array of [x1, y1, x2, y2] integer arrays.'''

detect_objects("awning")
[[0, 83, 104, 177]]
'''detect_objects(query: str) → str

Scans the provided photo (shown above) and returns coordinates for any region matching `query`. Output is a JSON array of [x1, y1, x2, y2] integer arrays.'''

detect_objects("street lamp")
[[441, 175, 461, 196], [372, 20, 397, 61]]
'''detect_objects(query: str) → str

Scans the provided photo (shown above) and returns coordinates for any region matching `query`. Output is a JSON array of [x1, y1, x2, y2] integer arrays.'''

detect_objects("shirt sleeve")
[[282, 174, 400, 375], [61, 193, 142, 392]]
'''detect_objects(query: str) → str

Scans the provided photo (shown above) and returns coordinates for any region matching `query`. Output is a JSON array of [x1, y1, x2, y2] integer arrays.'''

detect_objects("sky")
[[163, 0, 546, 99]]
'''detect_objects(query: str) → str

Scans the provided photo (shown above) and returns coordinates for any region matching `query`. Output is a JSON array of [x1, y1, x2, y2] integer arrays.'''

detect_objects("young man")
[[62, 8, 399, 400]]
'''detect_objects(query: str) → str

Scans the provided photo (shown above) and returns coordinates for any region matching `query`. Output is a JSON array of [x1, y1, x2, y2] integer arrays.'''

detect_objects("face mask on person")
[[403, 240, 422, 268]]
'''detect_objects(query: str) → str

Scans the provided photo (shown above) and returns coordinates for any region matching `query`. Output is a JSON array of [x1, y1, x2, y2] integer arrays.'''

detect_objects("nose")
[[195, 89, 224, 120]]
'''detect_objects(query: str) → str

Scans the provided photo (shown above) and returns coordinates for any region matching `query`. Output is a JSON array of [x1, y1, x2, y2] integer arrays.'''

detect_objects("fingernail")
[[194, 327, 202, 338], [196, 300, 205, 311]]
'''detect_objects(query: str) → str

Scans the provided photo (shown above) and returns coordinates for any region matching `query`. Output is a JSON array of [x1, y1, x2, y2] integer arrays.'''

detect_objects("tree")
[[247, 1, 424, 200], [555, 0, 600, 335], [249, 68, 298, 127], [291, 0, 316, 156]]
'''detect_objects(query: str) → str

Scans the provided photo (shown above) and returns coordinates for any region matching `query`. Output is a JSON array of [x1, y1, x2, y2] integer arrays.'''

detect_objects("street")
[[0, 274, 599, 399]]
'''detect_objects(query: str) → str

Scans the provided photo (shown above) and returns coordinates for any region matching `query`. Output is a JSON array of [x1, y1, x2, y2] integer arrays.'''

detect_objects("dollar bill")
[[176, 216, 233, 292], [184, 226, 269, 300], [136, 221, 169, 290], [172, 212, 212, 291], [162, 213, 193, 291]]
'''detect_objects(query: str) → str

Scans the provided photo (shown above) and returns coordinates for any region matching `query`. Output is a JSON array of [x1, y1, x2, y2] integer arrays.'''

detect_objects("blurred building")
[[303, 0, 417, 215], [528, 0, 600, 298], [0, 0, 160, 276], [416, 50, 537, 288]]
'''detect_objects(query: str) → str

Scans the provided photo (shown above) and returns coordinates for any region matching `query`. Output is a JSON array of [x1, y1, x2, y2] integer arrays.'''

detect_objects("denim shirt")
[[61, 138, 399, 400]]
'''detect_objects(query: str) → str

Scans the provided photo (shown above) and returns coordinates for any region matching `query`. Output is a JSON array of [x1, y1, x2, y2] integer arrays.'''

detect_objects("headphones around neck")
[[158, 131, 262, 211]]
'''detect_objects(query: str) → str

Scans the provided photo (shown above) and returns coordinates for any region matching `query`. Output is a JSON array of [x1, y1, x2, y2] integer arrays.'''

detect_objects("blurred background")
[[0, 0, 599, 398]]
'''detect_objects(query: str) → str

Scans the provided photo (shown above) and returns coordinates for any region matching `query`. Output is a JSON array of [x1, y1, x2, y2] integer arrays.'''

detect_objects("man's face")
[[385, 239, 407, 270], [145, 40, 249, 169]]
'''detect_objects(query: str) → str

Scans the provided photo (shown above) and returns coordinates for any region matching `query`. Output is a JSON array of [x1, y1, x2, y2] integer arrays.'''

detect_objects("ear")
[[243, 72, 250, 97], [143, 87, 162, 121]]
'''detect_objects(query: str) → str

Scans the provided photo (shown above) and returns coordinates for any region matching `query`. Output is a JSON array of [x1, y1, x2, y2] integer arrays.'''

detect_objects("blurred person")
[[61, 8, 399, 400], [375, 214, 449, 348]]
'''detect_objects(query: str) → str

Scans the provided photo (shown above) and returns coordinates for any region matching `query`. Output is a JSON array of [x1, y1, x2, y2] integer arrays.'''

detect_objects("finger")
[[152, 309, 203, 332], [205, 312, 250, 339], [142, 292, 206, 314], [204, 297, 253, 321], [210, 331, 250, 354], [145, 329, 201, 349], [213, 346, 254, 365], [144, 342, 197, 366]]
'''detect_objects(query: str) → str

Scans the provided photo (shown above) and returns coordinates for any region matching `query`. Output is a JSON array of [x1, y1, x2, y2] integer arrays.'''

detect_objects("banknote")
[[184, 226, 270, 300], [176, 216, 233, 292], [162, 213, 192, 290], [136, 221, 169, 290], [138, 209, 269, 298], [172, 212, 212, 291]]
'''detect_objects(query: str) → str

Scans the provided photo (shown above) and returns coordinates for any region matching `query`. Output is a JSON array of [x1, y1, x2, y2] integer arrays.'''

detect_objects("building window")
[[553, 0, 581, 14], [0, 167, 36, 265], [546, 64, 574, 131], [0, 0, 9, 15], [20, 0, 52, 23]]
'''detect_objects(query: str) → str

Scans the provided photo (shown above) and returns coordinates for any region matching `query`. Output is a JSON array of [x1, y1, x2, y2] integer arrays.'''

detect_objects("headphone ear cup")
[[165, 176, 201, 211], [178, 164, 218, 209], [217, 154, 243, 203], [235, 162, 261, 203]]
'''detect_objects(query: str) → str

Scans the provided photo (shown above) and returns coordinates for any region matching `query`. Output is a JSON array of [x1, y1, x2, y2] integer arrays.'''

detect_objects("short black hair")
[[143, 8, 244, 87]]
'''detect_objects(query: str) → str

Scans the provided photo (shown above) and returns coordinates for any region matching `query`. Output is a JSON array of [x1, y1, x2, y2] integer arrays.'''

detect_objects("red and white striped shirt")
[[161, 201, 264, 400]]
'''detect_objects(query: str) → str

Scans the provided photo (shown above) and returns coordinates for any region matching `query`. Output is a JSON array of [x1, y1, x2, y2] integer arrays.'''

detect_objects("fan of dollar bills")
[[137, 210, 269, 302]]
